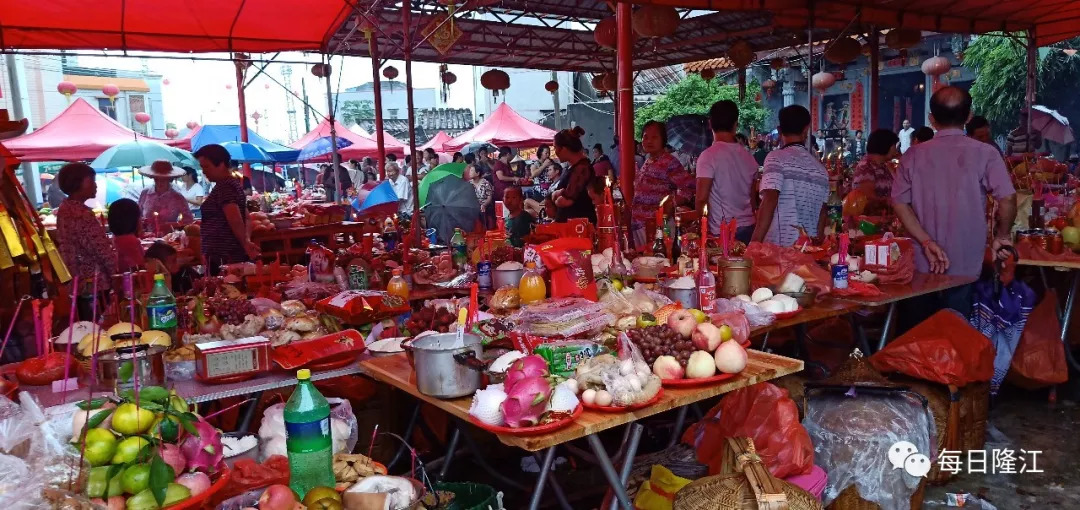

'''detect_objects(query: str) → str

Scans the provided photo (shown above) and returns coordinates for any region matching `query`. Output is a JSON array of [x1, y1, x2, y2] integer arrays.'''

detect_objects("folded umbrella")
[[666, 114, 712, 157], [424, 175, 480, 244], [297, 136, 354, 162]]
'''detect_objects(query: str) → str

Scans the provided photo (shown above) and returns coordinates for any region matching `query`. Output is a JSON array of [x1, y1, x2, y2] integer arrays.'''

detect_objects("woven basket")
[[674, 438, 823, 510], [819, 349, 902, 389], [827, 482, 925, 510]]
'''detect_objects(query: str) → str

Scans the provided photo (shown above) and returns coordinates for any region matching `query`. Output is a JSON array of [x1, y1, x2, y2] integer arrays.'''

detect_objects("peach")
[[691, 322, 723, 352], [652, 355, 685, 380]]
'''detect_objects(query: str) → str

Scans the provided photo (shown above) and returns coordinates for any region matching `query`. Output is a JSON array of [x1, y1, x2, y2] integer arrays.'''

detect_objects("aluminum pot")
[[492, 267, 524, 289], [660, 279, 698, 309], [404, 332, 485, 399], [97, 344, 166, 392]]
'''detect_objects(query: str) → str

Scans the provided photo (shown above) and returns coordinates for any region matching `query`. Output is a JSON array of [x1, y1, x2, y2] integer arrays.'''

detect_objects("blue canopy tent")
[[190, 125, 300, 163]]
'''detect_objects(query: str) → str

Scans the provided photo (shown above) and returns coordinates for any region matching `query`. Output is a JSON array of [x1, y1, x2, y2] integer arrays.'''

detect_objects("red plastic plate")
[[773, 307, 802, 320], [468, 404, 583, 436], [661, 372, 739, 388], [583, 388, 664, 412]]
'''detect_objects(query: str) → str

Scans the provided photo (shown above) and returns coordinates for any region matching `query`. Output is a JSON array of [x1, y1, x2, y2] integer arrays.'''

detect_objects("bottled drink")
[[386, 268, 410, 300], [826, 179, 843, 235], [146, 274, 177, 342], [450, 228, 468, 268], [285, 369, 335, 499], [697, 261, 717, 314], [518, 262, 547, 305], [651, 225, 666, 258], [671, 215, 682, 264]]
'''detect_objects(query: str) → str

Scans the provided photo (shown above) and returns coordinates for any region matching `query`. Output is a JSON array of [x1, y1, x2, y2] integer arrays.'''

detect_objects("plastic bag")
[[870, 310, 995, 386], [538, 238, 599, 300], [707, 310, 751, 345], [572, 334, 660, 407], [0, 393, 90, 508], [1008, 291, 1068, 389], [713, 297, 775, 328], [633, 465, 693, 510], [681, 383, 813, 479], [744, 242, 832, 297], [257, 399, 358, 461], [804, 388, 933, 510]]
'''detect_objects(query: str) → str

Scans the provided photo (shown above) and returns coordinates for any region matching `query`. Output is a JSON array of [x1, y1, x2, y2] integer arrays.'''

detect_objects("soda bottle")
[[146, 274, 178, 342], [451, 228, 468, 268], [285, 369, 335, 499], [386, 268, 410, 300], [518, 262, 547, 305]]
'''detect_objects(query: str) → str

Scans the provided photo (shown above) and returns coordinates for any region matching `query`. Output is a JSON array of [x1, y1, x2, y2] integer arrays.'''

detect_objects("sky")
[[77, 52, 476, 144]]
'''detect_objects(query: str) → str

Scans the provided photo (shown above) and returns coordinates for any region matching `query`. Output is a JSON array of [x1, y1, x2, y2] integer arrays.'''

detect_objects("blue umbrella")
[[352, 180, 399, 216], [297, 136, 353, 162], [86, 176, 131, 209], [220, 141, 274, 163]]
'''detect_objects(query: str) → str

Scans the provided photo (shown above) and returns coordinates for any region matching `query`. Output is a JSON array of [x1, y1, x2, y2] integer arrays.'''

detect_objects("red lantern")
[[225, 83, 233, 90], [383, 66, 399, 80], [102, 84, 120, 99], [921, 56, 951, 76], [769, 58, 786, 70], [165, 128, 179, 139], [825, 37, 861, 64], [632, 5, 680, 38], [811, 72, 836, 92], [544, 80, 559, 93], [186, 121, 198, 130], [57, 81, 77, 98], [762, 79, 776, 89], [480, 69, 510, 97], [442, 72, 457, 85], [311, 63, 332, 78], [700, 69, 716, 81], [592, 75, 607, 92], [264, 83, 271, 90], [728, 41, 754, 68], [134, 112, 151, 124], [602, 73, 617, 91], [251, 111, 261, 125], [162, 78, 170, 86], [594, 16, 618, 49]]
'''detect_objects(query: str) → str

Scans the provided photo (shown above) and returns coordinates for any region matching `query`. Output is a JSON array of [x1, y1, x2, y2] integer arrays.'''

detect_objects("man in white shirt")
[[898, 119, 915, 153], [751, 105, 830, 246], [695, 100, 758, 242], [385, 162, 414, 217]]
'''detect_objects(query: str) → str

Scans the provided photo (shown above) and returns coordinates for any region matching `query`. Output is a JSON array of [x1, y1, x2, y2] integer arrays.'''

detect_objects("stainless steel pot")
[[97, 344, 166, 392], [405, 332, 485, 399], [492, 268, 524, 289], [661, 280, 698, 309]]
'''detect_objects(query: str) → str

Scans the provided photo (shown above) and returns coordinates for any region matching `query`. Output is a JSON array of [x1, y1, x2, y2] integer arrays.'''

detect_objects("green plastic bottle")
[[146, 273, 177, 342], [451, 228, 467, 268], [284, 369, 334, 499]]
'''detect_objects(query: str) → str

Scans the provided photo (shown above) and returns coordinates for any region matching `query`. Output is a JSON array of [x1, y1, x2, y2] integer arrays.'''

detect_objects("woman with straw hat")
[[138, 160, 191, 227]]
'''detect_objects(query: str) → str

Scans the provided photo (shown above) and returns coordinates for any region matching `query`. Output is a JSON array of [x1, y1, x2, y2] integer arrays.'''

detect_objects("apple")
[[667, 310, 697, 338], [691, 322, 723, 351], [1063, 226, 1080, 246]]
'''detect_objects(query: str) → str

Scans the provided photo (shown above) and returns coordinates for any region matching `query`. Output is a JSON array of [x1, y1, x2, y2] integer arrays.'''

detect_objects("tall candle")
[[700, 205, 708, 246], [154, 212, 161, 235]]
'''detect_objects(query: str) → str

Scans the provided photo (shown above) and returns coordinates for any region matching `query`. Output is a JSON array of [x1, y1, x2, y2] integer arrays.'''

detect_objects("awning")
[[190, 125, 299, 163], [290, 118, 406, 160], [443, 103, 556, 152]]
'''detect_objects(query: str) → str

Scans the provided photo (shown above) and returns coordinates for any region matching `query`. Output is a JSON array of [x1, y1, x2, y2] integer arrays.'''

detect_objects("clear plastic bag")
[[257, 398, 359, 461], [573, 334, 661, 407], [714, 297, 775, 328], [804, 388, 935, 510], [0, 393, 91, 508], [512, 298, 615, 338], [707, 310, 751, 345]]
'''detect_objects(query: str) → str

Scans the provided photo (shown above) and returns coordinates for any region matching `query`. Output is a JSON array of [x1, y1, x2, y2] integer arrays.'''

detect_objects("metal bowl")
[[780, 289, 818, 308]]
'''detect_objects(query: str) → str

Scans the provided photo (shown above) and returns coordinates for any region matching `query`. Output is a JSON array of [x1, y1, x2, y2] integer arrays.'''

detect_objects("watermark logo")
[[889, 442, 1043, 476], [888, 441, 931, 477]]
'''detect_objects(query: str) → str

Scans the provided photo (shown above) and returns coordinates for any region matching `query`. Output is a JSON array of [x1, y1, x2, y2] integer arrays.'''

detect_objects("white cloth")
[[898, 127, 915, 153], [348, 167, 364, 187], [696, 140, 758, 231], [177, 182, 205, 210], [388, 175, 413, 214], [758, 144, 829, 246]]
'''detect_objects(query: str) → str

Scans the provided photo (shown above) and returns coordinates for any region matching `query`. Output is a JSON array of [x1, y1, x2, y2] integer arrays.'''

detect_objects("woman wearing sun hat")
[[138, 160, 192, 227]]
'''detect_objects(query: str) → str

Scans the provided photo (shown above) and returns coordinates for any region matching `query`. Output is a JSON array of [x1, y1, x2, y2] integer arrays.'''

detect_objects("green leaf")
[[119, 388, 136, 402], [118, 361, 134, 383], [76, 398, 108, 411], [140, 402, 165, 413], [138, 386, 169, 403], [158, 416, 179, 443], [148, 454, 175, 506], [86, 408, 114, 431], [178, 412, 199, 436]]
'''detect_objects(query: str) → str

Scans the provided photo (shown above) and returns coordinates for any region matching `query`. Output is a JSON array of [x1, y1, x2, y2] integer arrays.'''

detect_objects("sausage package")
[[537, 237, 598, 301]]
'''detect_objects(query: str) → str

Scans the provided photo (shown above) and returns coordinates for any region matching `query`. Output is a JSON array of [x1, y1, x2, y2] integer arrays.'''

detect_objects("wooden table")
[[835, 273, 977, 350], [252, 221, 368, 263], [359, 350, 802, 509], [1019, 258, 1080, 371], [750, 298, 859, 337]]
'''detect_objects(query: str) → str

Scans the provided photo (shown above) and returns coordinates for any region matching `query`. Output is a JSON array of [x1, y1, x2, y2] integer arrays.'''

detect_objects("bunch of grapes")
[[405, 305, 457, 334], [626, 325, 695, 367], [190, 277, 224, 298], [206, 297, 256, 325]]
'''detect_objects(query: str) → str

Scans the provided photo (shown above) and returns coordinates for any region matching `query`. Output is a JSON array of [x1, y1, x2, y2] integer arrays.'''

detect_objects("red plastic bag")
[[537, 237, 598, 301], [681, 382, 813, 479], [211, 455, 289, 505], [1009, 291, 1068, 389], [744, 242, 832, 297], [870, 310, 994, 386], [708, 310, 750, 345]]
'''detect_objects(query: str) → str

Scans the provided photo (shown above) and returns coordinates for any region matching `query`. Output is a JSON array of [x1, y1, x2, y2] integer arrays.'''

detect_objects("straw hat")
[[138, 160, 186, 179]]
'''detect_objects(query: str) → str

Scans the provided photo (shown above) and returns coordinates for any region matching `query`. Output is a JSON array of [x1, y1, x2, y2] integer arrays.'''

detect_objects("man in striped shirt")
[[751, 105, 829, 246]]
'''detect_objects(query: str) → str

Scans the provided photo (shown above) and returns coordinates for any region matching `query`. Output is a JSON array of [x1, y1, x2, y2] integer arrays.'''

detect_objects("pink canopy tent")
[[443, 103, 556, 151], [5, 98, 183, 161], [380, 131, 410, 155], [419, 131, 453, 152], [291, 118, 405, 160]]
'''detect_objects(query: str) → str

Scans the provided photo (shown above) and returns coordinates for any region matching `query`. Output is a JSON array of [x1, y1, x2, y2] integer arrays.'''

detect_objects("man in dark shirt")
[[503, 186, 534, 247]]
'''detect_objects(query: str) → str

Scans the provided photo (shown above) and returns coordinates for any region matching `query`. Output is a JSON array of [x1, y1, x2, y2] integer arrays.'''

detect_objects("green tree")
[[634, 74, 767, 138], [165, 122, 177, 130], [339, 100, 375, 127], [964, 34, 1080, 136]]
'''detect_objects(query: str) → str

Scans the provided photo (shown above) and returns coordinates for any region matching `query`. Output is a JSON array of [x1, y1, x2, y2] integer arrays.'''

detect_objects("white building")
[[472, 67, 573, 125]]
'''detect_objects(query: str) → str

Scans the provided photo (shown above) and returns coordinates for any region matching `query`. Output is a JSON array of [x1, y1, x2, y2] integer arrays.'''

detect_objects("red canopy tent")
[[290, 118, 405, 160], [4, 98, 182, 162], [378, 131, 411, 155], [419, 131, 454, 153], [443, 103, 556, 152]]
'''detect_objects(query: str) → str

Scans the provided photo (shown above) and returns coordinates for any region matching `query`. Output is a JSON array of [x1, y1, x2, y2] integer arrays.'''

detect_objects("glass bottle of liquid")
[[450, 228, 468, 268], [284, 369, 335, 500], [146, 274, 177, 343], [651, 224, 666, 258], [518, 262, 547, 305], [671, 215, 682, 264], [386, 268, 410, 300], [826, 178, 843, 235]]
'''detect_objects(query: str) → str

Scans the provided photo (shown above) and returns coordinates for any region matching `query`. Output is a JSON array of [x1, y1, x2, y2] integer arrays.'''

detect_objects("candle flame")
[[702, 204, 708, 217], [659, 195, 670, 209], [606, 176, 612, 188]]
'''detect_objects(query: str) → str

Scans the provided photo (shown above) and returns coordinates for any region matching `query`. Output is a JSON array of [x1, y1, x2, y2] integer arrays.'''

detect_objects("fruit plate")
[[773, 307, 802, 320], [468, 404, 582, 436], [583, 388, 663, 412], [661, 372, 738, 388]]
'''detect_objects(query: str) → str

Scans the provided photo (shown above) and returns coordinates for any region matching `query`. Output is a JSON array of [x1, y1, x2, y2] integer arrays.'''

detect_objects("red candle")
[[700, 204, 708, 245], [154, 212, 161, 235]]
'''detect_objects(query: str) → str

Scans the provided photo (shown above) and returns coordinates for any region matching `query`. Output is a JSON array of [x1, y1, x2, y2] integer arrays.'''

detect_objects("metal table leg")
[[527, 447, 558, 510], [437, 427, 461, 480], [387, 402, 422, 471], [530, 452, 574, 510], [457, 426, 529, 491], [588, 424, 643, 510], [606, 423, 644, 510], [876, 302, 898, 352], [1059, 271, 1080, 371], [667, 405, 689, 448]]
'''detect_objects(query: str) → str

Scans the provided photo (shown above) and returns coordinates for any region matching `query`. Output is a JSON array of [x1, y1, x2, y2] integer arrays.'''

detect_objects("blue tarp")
[[190, 125, 300, 162]]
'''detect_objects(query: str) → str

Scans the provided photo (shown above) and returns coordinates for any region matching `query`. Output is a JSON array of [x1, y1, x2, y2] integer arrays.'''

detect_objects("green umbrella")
[[167, 146, 198, 168], [90, 140, 196, 170], [419, 162, 466, 206]]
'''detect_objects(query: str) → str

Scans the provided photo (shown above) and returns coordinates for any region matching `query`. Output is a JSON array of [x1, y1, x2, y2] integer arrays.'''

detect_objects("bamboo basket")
[[827, 482, 925, 510], [674, 437, 822, 510]]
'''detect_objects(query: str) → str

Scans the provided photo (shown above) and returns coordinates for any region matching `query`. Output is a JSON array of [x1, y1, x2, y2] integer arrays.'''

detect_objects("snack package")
[[315, 290, 410, 324], [537, 238, 598, 300], [471, 318, 514, 346], [307, 241, 337, 283], [512, 297, 615, 338], [535, 340, 606, 377]]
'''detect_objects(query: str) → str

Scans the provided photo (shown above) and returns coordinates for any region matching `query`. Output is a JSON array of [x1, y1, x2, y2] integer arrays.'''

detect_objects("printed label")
[[148, 305, 177, 329]]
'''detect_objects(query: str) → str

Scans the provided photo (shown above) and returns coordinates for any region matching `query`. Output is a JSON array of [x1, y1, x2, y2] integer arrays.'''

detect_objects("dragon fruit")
[[500, 376, 552, 428], [180, 417, 225, 473], [547, 381, 580, 413], [468, 386, 508, 426], [504, 355, 549, 389], [160, 443, 186, 475]]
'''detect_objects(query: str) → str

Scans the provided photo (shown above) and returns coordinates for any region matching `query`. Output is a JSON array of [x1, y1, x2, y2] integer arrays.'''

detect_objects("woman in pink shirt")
[[138, 160, 191, 231]]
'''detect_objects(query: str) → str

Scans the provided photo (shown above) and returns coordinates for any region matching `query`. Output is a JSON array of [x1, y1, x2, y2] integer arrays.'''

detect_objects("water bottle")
[[284, 369, 335, 499], [146, 274, 177, 342], [450, 228, 468, 268]]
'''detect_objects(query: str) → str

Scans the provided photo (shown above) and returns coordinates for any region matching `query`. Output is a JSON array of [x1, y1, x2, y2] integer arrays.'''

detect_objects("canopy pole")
[[616, 1, 635, 247], [371, 36, 388, 179], [323, 56, 343, 204], [403, 3, 421, 232], [806, 2, 814, 142], [234, 57, 251, 177], [1025, 29, 1036, 142], [869, 27, 880, 130]]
